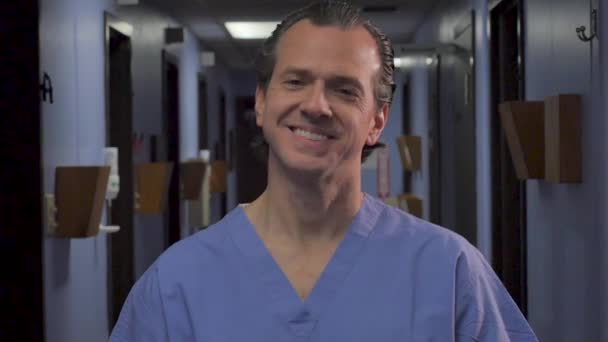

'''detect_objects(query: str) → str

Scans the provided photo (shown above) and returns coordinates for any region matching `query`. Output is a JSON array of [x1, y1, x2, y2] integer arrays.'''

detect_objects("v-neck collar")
[[227, 193, 384, 339]]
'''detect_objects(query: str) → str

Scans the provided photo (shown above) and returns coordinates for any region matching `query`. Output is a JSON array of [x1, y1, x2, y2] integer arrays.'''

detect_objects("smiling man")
[[110, 1, 537, 341]]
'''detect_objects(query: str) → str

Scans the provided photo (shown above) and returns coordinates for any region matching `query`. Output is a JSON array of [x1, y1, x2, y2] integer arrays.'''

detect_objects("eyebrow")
[[279, 67, 365, 93]]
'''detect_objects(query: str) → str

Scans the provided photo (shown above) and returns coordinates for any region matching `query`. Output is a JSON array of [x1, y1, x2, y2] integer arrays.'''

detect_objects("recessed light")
[[224, 21, 280, 39]]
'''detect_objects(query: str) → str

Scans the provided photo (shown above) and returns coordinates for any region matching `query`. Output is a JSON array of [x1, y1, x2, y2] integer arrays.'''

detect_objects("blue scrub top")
[[110, 194, 537, 341]]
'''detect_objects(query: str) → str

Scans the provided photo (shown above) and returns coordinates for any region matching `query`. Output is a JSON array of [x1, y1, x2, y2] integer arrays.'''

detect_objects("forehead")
[[274, 19, 381, 81]]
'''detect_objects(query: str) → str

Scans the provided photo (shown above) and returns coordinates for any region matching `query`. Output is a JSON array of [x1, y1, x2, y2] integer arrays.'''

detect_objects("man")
[[110, 1, 538, 341]]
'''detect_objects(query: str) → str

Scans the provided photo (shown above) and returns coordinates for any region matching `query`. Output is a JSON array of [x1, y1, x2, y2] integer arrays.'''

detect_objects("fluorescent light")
[[426, 57, 434, 65], [224, 22, 280, 39], [394, 57, 416, 68]]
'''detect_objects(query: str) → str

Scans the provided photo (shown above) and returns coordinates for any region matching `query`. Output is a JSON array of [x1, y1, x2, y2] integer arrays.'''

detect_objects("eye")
[[284, 79, 304, 88], [336, 87, 358, 98]]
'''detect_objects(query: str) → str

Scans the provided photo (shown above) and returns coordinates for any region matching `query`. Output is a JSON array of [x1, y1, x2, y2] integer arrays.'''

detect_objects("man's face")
[[255, 19, 388, 176]]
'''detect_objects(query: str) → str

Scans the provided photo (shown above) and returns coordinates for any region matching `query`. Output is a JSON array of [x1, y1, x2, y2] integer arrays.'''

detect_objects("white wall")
[[176, 30, 202, 239], [409, 65, 431, 219], [524, 0, 604, 339], [40, 1, 202, 340], [40, 0, 114, 340]]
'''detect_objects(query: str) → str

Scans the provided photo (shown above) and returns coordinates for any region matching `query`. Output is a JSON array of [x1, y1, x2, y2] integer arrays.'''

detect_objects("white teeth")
[[293, 128, 328, 141]]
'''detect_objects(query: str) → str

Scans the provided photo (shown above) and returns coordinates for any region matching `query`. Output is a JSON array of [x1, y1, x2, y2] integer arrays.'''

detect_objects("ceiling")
[[143, 0, 442, 69]]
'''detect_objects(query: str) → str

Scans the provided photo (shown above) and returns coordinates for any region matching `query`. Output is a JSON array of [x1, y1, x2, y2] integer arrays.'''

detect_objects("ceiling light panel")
[[224, 21, 280, 39]]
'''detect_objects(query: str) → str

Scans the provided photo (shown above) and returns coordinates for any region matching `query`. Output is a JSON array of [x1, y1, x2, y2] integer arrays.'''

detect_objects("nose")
[[300, 81, 332, 119]]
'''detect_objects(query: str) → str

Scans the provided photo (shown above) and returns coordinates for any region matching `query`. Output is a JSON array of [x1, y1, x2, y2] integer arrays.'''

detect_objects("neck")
[[246, 156, 363, 246]]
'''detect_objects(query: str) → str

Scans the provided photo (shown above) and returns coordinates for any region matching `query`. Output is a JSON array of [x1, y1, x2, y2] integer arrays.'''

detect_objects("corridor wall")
[[412, 0, 607, 340], [524, 0, 603, 340], [39, 1, 202, 341]]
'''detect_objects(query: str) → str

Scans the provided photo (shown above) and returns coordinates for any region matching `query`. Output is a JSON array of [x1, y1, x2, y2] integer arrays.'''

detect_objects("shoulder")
[[153, 207, 244, 285], [364, 196, 536, 339], [366, 194, 475, 260], [364, 194, 498, 287]]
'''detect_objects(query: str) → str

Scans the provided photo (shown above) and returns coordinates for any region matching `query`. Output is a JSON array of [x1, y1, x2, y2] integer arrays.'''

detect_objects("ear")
[[366, 103, 389, 145], [254, 86, 266, 127]]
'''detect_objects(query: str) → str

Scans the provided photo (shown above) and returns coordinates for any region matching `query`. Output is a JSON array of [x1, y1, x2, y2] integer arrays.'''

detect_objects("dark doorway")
[[428, 55, 442, 225], [215, 91, 228, 216], [105, 14, 135, 330], [162, 51, 181, 246], [401, 77, 412, 193], [199, 76, 208, 151], [490, 0, 528, 315], [0, 1, 44, 340], [235, 96, 267, 204]]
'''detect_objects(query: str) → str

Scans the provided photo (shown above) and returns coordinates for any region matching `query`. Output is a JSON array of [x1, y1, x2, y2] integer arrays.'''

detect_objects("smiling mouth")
[[288, 126, 334, 141]]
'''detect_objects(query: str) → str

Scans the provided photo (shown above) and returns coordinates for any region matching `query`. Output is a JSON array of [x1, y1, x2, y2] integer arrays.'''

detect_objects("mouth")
[[288, 126, 336, 141]]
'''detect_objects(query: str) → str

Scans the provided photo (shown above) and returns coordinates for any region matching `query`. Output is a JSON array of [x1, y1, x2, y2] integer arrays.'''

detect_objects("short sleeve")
[[455, 247, 538, 342], [110, 264, 170, 342]]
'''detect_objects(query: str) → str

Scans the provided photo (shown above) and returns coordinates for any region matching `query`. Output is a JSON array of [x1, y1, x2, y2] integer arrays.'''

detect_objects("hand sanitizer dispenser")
[[104, 147, 120, 200], [102, 147, 120, 233]]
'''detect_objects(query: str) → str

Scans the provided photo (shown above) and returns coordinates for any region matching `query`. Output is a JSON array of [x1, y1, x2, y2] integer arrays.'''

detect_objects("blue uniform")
[[110, 194, 537, 341]]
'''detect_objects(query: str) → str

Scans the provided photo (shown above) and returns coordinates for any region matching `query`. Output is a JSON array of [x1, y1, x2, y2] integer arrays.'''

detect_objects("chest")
[[168, 257, 457, 342], [268, 243, 338, 300]]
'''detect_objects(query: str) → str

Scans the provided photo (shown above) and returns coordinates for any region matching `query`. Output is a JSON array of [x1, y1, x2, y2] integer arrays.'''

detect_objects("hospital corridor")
[[1, 0, 608, 341]]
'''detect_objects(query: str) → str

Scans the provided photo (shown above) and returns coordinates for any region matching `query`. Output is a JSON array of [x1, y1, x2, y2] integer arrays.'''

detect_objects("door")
[[199, 76, 208, 151], [235, 96, 267, 204], [490, 0, 528, 315], [428, 54, 442, 224], [162, 52, 181, 246], [401, 77, 412, 193], [105, 14, 135, 329], [215, 91, 228, 217]]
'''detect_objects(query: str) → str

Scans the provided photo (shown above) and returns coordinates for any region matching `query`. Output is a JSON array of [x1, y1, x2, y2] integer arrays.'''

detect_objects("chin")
[[270, 148, 334, 176]]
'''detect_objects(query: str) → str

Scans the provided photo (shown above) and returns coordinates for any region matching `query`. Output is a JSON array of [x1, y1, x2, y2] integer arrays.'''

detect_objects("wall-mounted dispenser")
[[135, 162, 173, 214], [101, 147, 121, 233], [193, 150, 211, 228], [46, 166, 111, 238], [104, 147, 120, 201]]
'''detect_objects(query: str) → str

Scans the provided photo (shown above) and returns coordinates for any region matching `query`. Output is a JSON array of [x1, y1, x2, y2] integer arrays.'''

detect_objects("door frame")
[[489, 0, 528, 315], [161, 50, 181, 246], [198, 75, 208, 151], [428, 53, 442, 225], [104, 12, 135, 330]]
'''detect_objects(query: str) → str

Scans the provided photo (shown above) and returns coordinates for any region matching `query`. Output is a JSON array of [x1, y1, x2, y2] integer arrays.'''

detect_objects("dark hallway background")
[[0, 1, 45, 341]]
